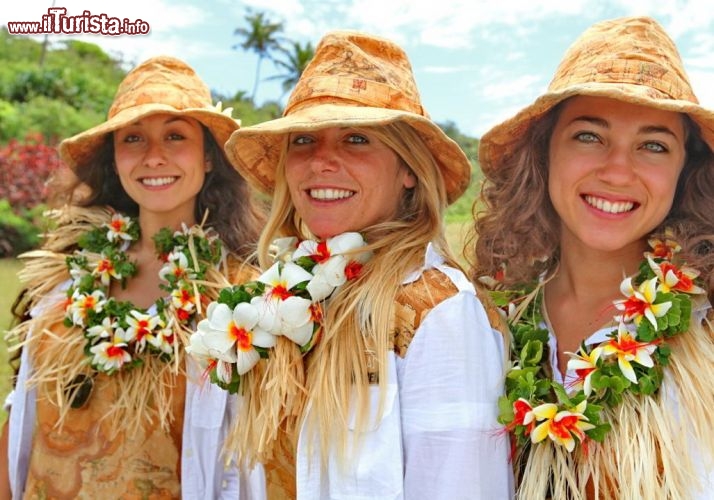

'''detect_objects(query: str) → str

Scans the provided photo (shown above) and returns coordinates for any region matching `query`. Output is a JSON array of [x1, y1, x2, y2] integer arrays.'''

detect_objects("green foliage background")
[[0, 26, 480, 221]]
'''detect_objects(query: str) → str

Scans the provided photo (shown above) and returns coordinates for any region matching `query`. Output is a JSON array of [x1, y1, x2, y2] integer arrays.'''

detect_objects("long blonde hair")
[[235, 121, 460, 466]]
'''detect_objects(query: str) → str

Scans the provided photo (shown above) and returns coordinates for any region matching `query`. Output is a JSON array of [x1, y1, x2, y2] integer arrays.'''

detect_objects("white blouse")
[[295, 245, 514, 499]]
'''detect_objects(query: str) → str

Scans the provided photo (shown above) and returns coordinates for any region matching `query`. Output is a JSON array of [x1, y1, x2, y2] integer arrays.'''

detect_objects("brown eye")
[[120, 133, 141, 143]]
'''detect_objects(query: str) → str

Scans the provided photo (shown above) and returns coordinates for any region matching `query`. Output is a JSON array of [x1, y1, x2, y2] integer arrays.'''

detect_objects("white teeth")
[[142, 176, 177, 187], [584, 195, 634, 214], [309, 188, 354, 200]]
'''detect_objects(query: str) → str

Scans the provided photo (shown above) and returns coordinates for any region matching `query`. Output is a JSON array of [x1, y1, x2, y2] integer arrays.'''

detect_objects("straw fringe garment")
[[8, 205, 240, 434], [477, 16, 714, 499]]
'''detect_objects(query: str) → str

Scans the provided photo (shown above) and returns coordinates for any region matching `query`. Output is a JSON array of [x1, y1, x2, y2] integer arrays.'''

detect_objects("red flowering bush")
[[0, 134, 60, 256], [0, 134, 60, 210]]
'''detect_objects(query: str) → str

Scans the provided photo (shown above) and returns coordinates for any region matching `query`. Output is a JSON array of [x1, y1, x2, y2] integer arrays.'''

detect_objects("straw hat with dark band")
[[479, 16, 714, 175], [59, 56, 239, 169], [225, 30, 471, 205]]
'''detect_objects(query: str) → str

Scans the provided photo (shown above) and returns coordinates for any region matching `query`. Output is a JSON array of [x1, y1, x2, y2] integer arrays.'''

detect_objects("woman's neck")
[[544, 235, 649, 371], [551, 236, 647, 300]]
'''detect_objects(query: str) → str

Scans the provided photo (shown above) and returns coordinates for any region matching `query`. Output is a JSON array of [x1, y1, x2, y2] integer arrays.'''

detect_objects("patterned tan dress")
[[23, 322, 186, 499]]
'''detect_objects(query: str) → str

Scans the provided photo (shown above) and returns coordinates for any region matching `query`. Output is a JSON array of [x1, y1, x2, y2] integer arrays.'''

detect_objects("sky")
[[4, 0, 714, 138]]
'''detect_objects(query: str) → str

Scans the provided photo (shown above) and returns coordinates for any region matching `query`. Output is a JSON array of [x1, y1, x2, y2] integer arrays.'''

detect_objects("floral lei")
[[493, 233, 706, 453], [64, 213, 223, 374], [186, 232, 371, 394]]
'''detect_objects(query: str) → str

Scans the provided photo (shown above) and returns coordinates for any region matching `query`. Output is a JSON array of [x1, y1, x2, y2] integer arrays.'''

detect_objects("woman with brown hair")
[[1, 56, 266, 498], [472, 16, 714, 499]]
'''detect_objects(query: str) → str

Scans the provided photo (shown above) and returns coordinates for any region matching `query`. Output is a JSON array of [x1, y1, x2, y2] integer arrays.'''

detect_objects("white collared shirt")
[[295, 244, 514, 499]]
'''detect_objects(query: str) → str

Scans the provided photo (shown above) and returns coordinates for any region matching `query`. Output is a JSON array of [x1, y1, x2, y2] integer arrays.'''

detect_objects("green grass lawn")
[[0, 258, 23, 426], [446, 221, 474, 268]]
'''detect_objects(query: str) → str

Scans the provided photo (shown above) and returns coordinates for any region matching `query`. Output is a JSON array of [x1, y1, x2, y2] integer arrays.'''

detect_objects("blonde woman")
[[219, 31, 513, 498], [472, 16, 714, 499]]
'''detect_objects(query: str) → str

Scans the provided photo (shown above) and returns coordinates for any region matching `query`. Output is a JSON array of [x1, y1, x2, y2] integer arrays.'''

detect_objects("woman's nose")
[[308, 141, 340, 173], [142, 140, 167, 168], [596, 146, 637, 185]]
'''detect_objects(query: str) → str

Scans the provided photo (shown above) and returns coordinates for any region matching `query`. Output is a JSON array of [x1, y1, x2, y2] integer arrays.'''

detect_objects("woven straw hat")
[[225, 30, 471, 204], [59, 56, 239, 169], [479, 16, 714, 174]]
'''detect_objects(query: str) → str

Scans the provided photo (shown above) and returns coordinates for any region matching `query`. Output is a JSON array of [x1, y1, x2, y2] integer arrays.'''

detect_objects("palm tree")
[[267, 40, 315, 100], [233, 10, 285, 103]]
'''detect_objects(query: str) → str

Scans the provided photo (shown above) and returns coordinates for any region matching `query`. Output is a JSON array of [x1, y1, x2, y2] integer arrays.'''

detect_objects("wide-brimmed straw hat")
[[59, 56, 239, 169], [225, 30, 471, 204], [479, 16, 714, 175]]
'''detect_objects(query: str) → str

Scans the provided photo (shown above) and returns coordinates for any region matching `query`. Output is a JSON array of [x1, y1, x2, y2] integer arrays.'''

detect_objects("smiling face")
[[548, 96, 687, 256], [284, 126, 416, 239], [113, 113, 207, 226]]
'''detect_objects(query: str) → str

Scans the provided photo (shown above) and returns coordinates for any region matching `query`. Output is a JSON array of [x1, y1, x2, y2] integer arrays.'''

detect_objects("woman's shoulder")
[[393, 267, 460, 357], [396, 267, 459, 312]]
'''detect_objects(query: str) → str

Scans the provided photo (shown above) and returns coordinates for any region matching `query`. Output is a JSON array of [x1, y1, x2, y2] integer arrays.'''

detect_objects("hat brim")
[[59, 103, 239, 169], [225, 104, 471, 205], [480, 83, 714, 174]]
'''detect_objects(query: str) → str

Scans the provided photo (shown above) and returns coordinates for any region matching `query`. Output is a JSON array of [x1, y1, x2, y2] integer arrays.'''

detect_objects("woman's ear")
[[205, 158, 213, 172], [402, 169, 417, 189]]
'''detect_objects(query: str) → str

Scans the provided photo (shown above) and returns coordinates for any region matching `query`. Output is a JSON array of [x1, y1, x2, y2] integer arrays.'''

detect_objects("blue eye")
[[291, 135, 313, 145], [347, 134, 368, 144], [575, 132, 599, 143], [643, 142, 666, 153]]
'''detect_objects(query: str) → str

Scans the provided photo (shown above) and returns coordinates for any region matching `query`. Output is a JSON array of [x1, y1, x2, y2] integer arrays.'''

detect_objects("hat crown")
[[284, 30, 427, 118], [108, 56, 213, 118], [549, 16, 698, 104]]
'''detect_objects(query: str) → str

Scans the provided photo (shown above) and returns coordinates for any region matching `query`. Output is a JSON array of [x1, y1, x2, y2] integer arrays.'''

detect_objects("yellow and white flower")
[[566, 346, 604, 396], [294, 233, 370, 301], [159, 250, 195, 282], [530, 401, 595, 452], [124, 310, 161, 350], [86, 316, 118, 340], [67, 289, 106, 327], [648, 256, 705, 295], [93, 254, 122, 287], [602, 322, 657, 384], [89, 336, 131, 372], [615, 276, 672, 329]]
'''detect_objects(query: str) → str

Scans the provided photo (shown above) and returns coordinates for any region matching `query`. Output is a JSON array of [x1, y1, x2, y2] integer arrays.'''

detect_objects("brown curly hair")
[[471, 99, 714, 304]]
